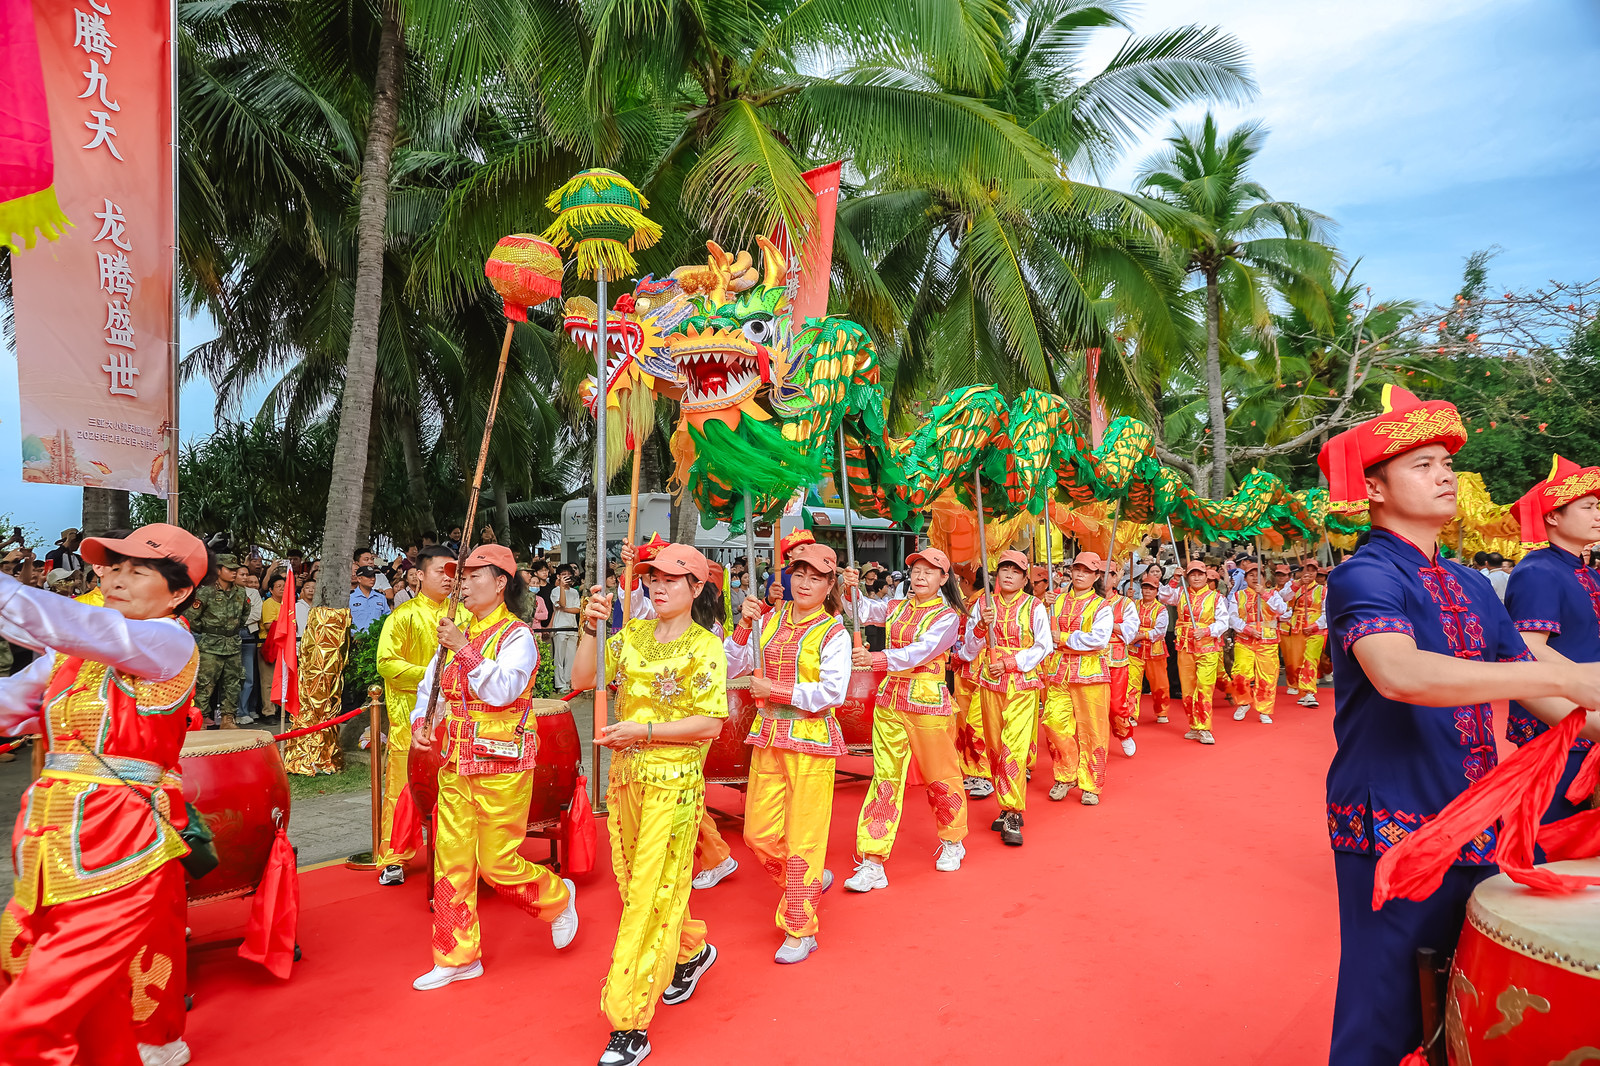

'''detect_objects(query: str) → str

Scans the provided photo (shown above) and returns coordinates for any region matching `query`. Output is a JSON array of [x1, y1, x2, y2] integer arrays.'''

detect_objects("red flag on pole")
[[267, 564, 300, 718], [769, 161, 843, 329]]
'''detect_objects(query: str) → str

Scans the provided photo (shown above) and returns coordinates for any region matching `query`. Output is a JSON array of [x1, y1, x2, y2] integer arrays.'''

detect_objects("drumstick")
[[419, 320, 514, 737], [622, 446, 641, 623]]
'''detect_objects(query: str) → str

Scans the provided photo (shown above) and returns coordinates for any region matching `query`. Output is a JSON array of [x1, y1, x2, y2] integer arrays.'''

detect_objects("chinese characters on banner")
[[10, 0, 174, 495]]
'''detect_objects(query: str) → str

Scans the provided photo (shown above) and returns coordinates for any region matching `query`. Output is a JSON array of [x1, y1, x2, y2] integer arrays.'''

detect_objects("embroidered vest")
[[440, 612, 537, 774], [16, 647, 197, 912], [1236, 588, 1282, 647], [876, 597, 958, 715], [1135, 599, 1168, 659], [745, 603, 847, 755], [978, 592, 1042, 693], [1176, 587, 1223, 655], [1108, 596, 1131, 668], [1292, 582, 1327, 634], [1048, 588, 1108, 684]]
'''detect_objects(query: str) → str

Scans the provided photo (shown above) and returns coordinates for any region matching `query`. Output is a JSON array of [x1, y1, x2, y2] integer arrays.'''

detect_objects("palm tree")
[[1135, 112, 1338, 495], [828, 1, 1254, 427]]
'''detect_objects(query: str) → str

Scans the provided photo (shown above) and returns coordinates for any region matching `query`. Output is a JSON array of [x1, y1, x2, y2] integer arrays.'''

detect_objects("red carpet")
[[187, 688, 1356, 1065]]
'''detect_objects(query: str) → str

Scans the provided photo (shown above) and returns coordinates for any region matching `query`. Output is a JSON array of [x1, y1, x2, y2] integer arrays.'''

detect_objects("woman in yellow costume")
[[725, 540, 850, 965], [409, 544, 578, 992], [1039, 553, 1114, 805], [838, 547, 968, 893], [571, 542, 726, 1066]]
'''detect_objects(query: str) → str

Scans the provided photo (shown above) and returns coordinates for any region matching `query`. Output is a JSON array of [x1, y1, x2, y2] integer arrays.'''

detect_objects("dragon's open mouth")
[[565, 314, 643, 361], [677, 350, 761, 410]]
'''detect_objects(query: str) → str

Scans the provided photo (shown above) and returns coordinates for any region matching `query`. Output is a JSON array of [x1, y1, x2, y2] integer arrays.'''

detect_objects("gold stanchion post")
[[346, 684, 385, 869]]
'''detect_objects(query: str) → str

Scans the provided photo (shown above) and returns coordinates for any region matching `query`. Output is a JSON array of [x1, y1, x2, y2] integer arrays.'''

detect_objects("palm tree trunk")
[[81, 488, 130, 538], [1204, 268, 1228, 497], [312, 4, 403, 608], [673, 493, 699, 546], [355, 404, 385, 554], [494, 481, 511, 547], [399, 409, 435, 537]]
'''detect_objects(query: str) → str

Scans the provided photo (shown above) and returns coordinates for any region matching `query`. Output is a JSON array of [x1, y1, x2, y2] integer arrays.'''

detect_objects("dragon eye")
[[741, 317, 773, 345]]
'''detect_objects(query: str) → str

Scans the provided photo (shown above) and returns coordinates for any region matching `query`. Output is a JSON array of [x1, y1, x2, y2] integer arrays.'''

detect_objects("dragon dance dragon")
[[565, 237, 1336, 544]]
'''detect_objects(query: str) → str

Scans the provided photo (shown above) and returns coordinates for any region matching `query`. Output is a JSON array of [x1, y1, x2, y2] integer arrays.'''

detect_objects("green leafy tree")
[[1135, 112, 1337, 494]]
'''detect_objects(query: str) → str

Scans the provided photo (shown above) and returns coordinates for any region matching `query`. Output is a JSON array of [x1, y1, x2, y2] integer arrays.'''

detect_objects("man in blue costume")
[[1317, 386, 1600, 1066]]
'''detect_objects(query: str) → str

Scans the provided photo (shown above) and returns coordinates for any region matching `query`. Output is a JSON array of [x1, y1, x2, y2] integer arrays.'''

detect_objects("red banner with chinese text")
[[10, 0, 173, 495]]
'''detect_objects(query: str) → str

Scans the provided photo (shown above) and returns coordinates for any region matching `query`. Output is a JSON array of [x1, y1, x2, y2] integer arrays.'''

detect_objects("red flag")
[[267, 565, 301, 718], [769, 161, 843, 329], [238, 823, 299, 979]]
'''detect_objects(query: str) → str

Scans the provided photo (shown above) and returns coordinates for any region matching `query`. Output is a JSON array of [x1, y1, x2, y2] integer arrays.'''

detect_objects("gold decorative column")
[[284, 606, 350, 775]]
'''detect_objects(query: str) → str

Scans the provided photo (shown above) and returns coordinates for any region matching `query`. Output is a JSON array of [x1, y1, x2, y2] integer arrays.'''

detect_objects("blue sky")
[[5, 0, 1598, 541]]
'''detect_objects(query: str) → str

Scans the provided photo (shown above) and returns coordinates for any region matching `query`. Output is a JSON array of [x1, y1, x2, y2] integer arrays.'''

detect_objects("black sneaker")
[[1000, 811, 1023, 847], [661, 944, 716, 1006], [598, 1030, 650, 1066], [990, 813, 1023, 831], [378, 865, 405, 886]]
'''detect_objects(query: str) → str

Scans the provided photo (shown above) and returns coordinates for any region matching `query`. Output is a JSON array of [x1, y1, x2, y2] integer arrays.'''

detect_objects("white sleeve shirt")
[[0, 572, 196, 734], [1059, 602, 1113, 652], [878, 609, 960, 672], [412, 623, 539, 725], [1118, 605, 1141, 646], [845, 591, 890, 627], [956, 599, 1054, 668], [723, 621, 852, 714]]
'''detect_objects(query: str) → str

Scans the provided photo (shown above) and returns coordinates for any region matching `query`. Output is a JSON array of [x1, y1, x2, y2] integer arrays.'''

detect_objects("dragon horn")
[[756, 235, 786, 290], [705, 240, 734, 305]]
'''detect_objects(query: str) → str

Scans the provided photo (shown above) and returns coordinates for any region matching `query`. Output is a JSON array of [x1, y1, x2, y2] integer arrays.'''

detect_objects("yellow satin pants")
[[694, 809, 732, 874], [376, 740, 414, 866], [1040, 682, 1111, 793], [855, 708, 967, 860], [1176, 651, 1220, 731], [744, 746, 834, 937], [603, 777, 706, 1032], [1232, 643, 1280, 711], [1295, 633, 1326, 692], [953, 674, 988, 779], [432, 766, 569, 967], [977, 682, 1038, 812]]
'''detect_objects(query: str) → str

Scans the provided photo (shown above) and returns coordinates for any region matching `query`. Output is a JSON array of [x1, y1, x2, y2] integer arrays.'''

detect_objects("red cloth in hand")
[[388, 785, 424, 857], [562, 776, 596, 877], [1373, 710, 1600, 911]]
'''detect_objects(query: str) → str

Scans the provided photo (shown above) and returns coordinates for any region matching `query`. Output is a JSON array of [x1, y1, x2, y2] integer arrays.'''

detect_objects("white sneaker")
[[966, 778, 994, 798], [1286, 688, 1298, 696], [1259, 713, 1273, 724], [692, 856, 738, 890], [1183, 729, 1199, 740], [1298, 693, 1320, 707], [774, 935, 818, 964], [821, 868, 835, 893], [139, 1039, 191, 1066], [1120, 736, 1136, 757], [934, 840, 965, 872], [844, 859, 888, 893], [1196, 729, 1216, 745], [552, 878, 578, 949], [413, 960, 484, 990], [1232, 706, 1249, 721]]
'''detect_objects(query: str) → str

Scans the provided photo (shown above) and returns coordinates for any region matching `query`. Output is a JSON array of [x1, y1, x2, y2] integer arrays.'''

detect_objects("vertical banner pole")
[[837, 422, 861, 648], [973, 470, 995, 657], [167, 0, 180, 523], [743, 490, 765, 709]]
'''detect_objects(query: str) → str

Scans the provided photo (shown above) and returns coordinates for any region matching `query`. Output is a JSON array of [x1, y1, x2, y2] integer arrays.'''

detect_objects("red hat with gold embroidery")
[[1316, 385, 1467, 511], [635, 533, 671, 563], [1512, 454, 1600, 546]]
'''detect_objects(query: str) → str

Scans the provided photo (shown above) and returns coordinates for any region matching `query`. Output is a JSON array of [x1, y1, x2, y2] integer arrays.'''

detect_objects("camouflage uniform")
[[186, 567, 250, 727]]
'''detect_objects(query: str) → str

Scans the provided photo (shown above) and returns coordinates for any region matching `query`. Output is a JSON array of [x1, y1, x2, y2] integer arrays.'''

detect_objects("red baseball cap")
[[446, 543, 517, 577], [636, 542, 710, 582], [81, 523, 208, 586], [906, 548, 951, 574], [1140, 572, 1159, 587], [1184, 560, 1208, 575], [1071, 552, 1104, 571], [996, 549, 1029, 572], [1029, 565, 1047, 580]]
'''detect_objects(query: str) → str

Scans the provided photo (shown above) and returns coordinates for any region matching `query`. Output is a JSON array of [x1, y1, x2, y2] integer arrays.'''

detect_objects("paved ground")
[[0, 692, 608, 896]]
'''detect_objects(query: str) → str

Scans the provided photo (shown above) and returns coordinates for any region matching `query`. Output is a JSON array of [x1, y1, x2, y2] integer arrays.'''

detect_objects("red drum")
[[180, 730, 291, 904], [1445, 857, 1600, 1064], [835, 666, 885, 755], [405, 700, 580, 829], [705, 677, 760, 785]]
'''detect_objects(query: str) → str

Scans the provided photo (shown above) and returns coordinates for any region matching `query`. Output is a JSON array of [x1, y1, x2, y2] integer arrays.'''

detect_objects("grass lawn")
[[286, 758, 370, 800]]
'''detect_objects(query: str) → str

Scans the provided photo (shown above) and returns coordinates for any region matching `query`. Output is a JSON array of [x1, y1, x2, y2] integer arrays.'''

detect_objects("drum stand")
[[1415, 946, 1450, 1066]]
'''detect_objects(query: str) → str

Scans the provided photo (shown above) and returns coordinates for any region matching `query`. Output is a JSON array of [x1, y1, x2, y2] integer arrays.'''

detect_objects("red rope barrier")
[[272, 704, 368, 742]]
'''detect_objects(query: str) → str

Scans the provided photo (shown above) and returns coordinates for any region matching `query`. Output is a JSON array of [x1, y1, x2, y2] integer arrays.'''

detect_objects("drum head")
[[1468, 857, 1600, 976], [181, 729, 276, 755], [728, 675, 752, 690], [530, 698, 572, 717]]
